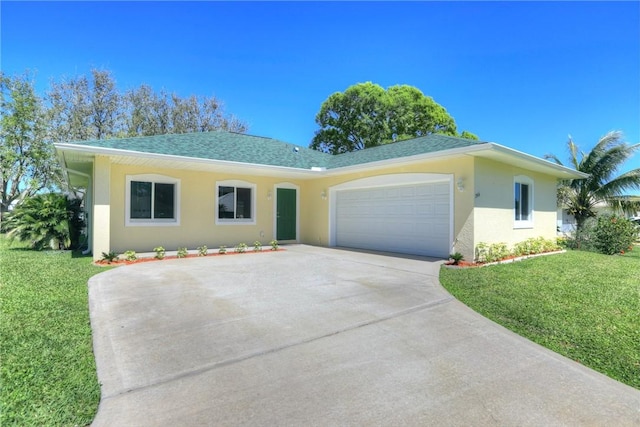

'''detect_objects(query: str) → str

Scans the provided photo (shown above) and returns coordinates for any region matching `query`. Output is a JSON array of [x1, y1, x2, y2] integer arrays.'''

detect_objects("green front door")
[[276, 188, 296, 241]]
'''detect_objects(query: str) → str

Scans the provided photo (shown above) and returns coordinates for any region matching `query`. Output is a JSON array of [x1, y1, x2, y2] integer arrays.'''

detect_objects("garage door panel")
[[335, 182, 451, 258]]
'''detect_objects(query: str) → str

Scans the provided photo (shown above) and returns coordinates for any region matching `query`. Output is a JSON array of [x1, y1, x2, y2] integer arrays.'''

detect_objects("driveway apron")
[[88, 245, 640, 426]]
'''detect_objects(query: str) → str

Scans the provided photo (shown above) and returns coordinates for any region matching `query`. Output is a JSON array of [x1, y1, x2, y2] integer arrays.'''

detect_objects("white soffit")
[[467, 143, 589, 179]]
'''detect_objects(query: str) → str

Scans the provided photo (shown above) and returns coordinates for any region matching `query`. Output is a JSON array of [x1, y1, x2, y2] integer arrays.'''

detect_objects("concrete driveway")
[[89, 245, 639, 426]]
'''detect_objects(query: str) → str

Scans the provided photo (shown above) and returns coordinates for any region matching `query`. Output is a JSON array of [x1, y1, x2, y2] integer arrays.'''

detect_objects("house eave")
[[321, 143, 589, 178], [468, 143, 589, 179], [54, 140, 589, 181], [54, 143, 325, 179]]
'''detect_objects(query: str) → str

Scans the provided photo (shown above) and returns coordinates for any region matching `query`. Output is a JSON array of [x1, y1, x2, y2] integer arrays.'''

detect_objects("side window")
[[126, 175, 180, 226], [514, 175, 533, 228], [216, 180, 256, 224]]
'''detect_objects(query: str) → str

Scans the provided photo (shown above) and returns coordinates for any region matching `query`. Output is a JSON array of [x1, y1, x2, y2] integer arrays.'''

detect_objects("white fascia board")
[[322, 142, 588, 179], [322, 144, 493, 176], [54, 141, 589, 180], [55, 150, 74, 189], [54, 143, 323, 177], [482, 143, 590, 179]]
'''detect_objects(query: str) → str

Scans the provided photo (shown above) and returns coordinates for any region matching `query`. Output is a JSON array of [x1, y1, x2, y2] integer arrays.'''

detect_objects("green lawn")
[[0, 237, 108, 426], [440, 248, 640, 390], [2, 239, 638, 425]]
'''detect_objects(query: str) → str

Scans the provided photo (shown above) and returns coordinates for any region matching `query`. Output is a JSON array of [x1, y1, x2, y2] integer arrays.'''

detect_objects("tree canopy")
[[310, 82, 478, 154], [1, 68, 248, 225], [545, 131, 640, 230], [1, 72, 59, 221], [47, 69, 248, 142]]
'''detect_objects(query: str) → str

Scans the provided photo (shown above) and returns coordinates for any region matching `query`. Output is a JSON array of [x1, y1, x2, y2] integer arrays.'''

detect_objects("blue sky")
[[2, 1, 639, 172]]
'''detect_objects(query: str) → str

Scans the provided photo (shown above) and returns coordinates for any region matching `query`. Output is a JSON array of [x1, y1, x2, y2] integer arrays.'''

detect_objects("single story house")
[[54, 131, 587, 261]]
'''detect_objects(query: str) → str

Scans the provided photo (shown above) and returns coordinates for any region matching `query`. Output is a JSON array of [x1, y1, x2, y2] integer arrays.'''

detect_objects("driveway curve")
[[89, 245, 639, 426]]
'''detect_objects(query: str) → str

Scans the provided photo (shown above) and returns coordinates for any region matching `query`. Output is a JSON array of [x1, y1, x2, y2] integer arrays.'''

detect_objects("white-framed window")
[[514, 175, 533, 228], [126, 174, 180, 226], [216, 180, 256, 225]]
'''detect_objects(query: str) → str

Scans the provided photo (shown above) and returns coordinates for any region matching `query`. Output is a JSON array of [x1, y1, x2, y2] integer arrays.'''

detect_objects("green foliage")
[[253, 241, 262, 251], [592, 215, 638, 255], [459, 130, 479, 140], [476, 238, 559, 262], [5, 193, 84, 250], [176, 247, 188, 258], [565, 218, 594, 251], [2, 68, 250, 226], [1, 72, 60, 221], [218, 245, 227, 254], [153, 246, 165, 259], [123, 250, 138, 261], [270, 240, 279, 251], [0, 236, 103, 425], [310, 82, 461, 154], [556, 236, 569, 249], [100, 251, 119, 264], [475, 242, 510, 263], [197, 245, 208, 256], [440, 248, 640, 389], [449, 252, 464, 265], [513, 237, 560, 256], [235, 242, 248, 253], [546, 131, 640, 231], [47, 68, 248, 143]]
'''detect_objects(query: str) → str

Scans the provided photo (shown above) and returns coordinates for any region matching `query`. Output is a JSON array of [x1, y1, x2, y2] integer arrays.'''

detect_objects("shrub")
[[541, 236, 561, 252], [4, 193, 85, 250], [177, 247, 188, 258], [197, 245, 208, 256], [565, 219, 597, 251], [556, 236, 569, 249], [449, 252, 464, 265], [153, 246, 165, 260], [512, 240, 531, 257], [218, 245, 227, 254], [253, 241, 262, 251], [270, 240, 279, 251], [592, 215, 638, 255], [475, 242, 510, 263], [235, 243, 247, 253], [513, 237, 559, 256], [123, 250, 137, 261], [100, 251, 118, 264]]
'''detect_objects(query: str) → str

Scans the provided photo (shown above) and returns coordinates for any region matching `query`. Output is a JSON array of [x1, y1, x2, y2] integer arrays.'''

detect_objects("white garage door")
[[335, 181, 451, 258]]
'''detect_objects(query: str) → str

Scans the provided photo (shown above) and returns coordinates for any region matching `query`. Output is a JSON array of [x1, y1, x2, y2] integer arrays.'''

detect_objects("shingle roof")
[[66, 131, 331, 169], [326, 134, 486, 168], [63, 130, 487, 170]]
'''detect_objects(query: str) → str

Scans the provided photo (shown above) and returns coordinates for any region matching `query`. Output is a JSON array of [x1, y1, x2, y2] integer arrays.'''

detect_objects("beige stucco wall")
[[300, 157, 477, 259], [473, 157, 558, 253], [93, 156, 111, 258], [107, 162, 306, 255], [94, 154, 557, 262]]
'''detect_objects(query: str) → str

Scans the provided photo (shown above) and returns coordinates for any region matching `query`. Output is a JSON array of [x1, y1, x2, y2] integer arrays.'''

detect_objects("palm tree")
[[546, 131, 640, 231], [5, 192, 84, 250]]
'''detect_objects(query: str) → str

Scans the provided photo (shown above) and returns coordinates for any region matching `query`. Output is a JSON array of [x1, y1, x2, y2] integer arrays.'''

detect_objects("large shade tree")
[[3, 68, 248, 242], [545, 131, 640, 231], [310, 82, 477, 154], [48, 69, 248, 142], [0, 72, 60, 225]]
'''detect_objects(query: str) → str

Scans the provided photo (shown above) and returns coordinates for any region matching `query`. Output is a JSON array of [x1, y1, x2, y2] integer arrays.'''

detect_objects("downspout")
[[65, 168, 93, 255]]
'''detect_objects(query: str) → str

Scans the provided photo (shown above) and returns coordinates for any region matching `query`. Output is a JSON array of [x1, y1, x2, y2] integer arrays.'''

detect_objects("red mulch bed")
[[443, 250, 565, 268], [94, 249, 284, 267]]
